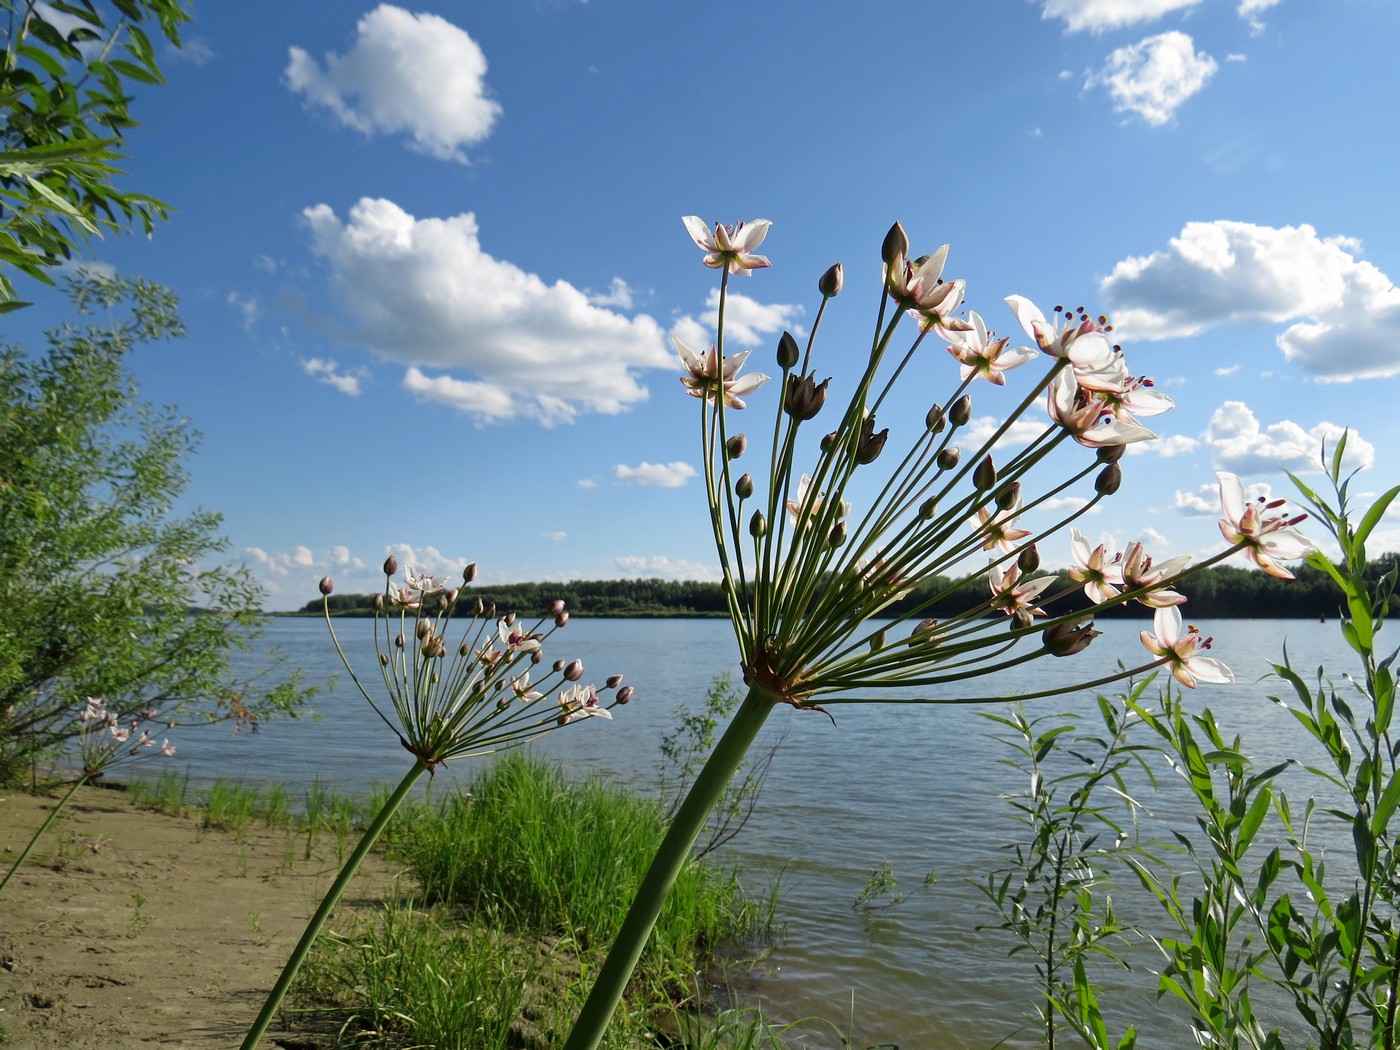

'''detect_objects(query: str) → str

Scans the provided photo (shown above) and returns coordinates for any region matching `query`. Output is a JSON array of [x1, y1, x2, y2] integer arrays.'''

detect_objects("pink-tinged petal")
[[720, 349, 752, 380], [1069, 333, 1128, 392], [1070, 528, 1093, 565], [999, 345, 1040, 369], [732, 253, 771, 272], [1004, 294, 1046, 342], [727, 371, 770, 396], [682, 215, 716, 251], [1259, 528, 1318, 561], [732, 219, 772, 252], [1217, 472, 1247, 525], [1188, 656, 1234, 685], [1122, 387, 1175, 417], [1153, 606, 1183, 648]]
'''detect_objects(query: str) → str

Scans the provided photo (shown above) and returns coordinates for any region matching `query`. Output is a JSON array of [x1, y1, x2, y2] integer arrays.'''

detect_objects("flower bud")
[[908, 618, 939, 646], [750, 510, 768, 538], [869, 629, 887, 652], [463, 562, 477, 583], [445, 588, 459, 607], [564, 659, 584, 682], [379, 652, 389, 667], [416, 619, 432, 639], [777, 331, 800, 370], [473, 596, 484, 616], [950, 394, 972, 426], [996, 482, 1021, 511], [974, 455, 997, 491], [1043, 620, 1101, 657], [553, 658, 566, 672], [818, 262, 844, 297], [374, 593, 385, 611], [550, 599, 566, 616], [784, 372, 829, 420], [437, 593, 450, 610], [820, 430, 839, 454], [937, 447, 960, 470], [828, 521, 847, 548], [856, 415, 888, 465], [919, 496, 937, 520], [615, 685, 634, 705], [926, 403, 946, 434], [319, 576, 335, 595], [1018, 544, 1041, 573], [726, 433, 747, 460], [1012, 608, 1035, 630], [1096, 444, 1125, 465], [505, 611, 517, 626], [460, 641, 470, 656], [531, 650, 543, 664], [555, 610, 569, 628], [882, 221, 909, 265], [1095, 462, 1123, 496], [395, 632, 405, 649], [606, 674, 624, 689], [736, 473, 754, 499], [483, 600, 497, 619]]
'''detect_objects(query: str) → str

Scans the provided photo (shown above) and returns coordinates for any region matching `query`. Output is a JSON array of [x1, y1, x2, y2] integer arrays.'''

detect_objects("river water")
[[155, 614, 1360, 1048]]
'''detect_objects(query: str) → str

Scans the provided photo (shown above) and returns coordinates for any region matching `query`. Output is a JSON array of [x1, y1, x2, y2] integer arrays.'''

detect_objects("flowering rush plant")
[[561, 217, 1318, 1049], [240, 559, 629, 1050], [320, 557, 630, 769], [0, 698, 176, 898]]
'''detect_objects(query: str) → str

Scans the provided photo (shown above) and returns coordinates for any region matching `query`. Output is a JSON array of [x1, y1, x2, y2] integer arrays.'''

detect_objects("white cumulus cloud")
[[285, 4, 501, 163], [303, 198, 673, 424], [1039, 0, 1204, 33], [1125, 433, 1200, 457], [1086, 31, 1218, 126], [302, 357, 364, 396], [615, 461, 697, 488], [1101, 220, 1400, 381], [1203, 401, 1374, 475]]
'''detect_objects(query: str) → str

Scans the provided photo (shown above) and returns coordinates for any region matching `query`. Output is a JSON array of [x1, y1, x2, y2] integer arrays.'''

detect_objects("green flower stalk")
[[563, 216, 1321, 1049], [240, 561, 629, 1049]]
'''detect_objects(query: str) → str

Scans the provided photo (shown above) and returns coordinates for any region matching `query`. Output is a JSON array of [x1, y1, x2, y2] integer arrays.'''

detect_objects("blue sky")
[[23, 0, 1400, 610]]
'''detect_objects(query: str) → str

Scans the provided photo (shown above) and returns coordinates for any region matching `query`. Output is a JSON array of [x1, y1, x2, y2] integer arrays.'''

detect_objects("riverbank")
[[0, 781, 406, 1048]]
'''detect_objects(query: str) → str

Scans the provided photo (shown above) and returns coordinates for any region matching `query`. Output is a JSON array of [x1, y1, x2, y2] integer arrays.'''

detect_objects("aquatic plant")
[[562, 216, 1315, 1048], [240, 560, 629, 1049]]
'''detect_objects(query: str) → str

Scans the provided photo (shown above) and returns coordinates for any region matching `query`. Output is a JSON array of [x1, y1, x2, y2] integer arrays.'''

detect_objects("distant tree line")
[[295, 555, 1397, 620]]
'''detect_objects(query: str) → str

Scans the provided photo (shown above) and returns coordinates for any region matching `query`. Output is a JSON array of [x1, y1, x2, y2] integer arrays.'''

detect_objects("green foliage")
[[1123, 449, 1400, 1049], [0, 0, 188, 307], [981, 690, 1157, 1050], [0, 275, 311, 784]]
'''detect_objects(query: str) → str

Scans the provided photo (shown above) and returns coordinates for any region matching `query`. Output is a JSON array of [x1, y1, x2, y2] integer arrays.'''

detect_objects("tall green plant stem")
[[563, 684, 778, 1050], [240, 757, 428, 1050], [0, 774, 88, 897]]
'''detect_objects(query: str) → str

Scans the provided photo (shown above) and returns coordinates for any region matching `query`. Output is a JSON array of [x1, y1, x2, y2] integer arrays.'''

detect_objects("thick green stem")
[[240, 758, 427, 1050], [0, 774, 88, 897], [562, 684, 778, 1050]]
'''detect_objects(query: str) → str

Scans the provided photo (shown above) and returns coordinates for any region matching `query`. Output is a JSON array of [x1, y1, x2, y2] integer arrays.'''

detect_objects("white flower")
[[1139, 606, 1233, 689], [1217, 472, 1318, 580], [682, 216, 772, 275]]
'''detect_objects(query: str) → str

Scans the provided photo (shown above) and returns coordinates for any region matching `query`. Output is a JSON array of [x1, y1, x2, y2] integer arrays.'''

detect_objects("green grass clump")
[[294, 902, 540, 1048], [389, 754, 770, 974], [289, 754, 777, 1048]]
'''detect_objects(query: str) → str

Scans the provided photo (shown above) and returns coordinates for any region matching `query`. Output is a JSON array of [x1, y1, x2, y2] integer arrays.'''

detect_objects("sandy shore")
[[0, 782, 405, 1049]]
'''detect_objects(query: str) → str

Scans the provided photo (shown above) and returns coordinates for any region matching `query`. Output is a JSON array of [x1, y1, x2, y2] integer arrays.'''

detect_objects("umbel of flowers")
[[561, 217, 1317, 1049], [240, 559, 629, 1050]]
